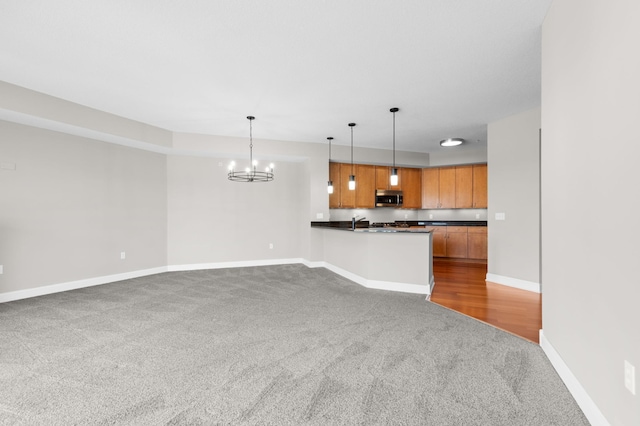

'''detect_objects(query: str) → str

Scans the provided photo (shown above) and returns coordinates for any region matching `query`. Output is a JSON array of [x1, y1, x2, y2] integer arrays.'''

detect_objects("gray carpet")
[[0, 264, 588, 425]]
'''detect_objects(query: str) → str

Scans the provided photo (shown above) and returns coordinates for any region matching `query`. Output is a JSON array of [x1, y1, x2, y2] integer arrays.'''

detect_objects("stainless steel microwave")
[[375, 190, 403, 207]]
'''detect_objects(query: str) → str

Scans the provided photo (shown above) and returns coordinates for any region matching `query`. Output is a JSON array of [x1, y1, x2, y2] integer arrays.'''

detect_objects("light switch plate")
[[0, 265, 3, 274], [495, 212, 506, 220], [316, 213, 324, 219]]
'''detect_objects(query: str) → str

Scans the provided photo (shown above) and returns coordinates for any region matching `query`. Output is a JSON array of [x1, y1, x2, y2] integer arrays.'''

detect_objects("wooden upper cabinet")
[[438, 167, 456, 208], [472, 164, 488, 208], [329, 161, 487, 210], [339, 163, 356, 208], [375, 166, 390, 190], [328, 162, 341, 208], [376, 165, 404, 190], [355, 164, 376, 208], [331, 162, 375, 209], [422, 164, 487, 209], [400, 168, 422, 209], [455, 165, 473, 208], [421, 168, 439, 209]]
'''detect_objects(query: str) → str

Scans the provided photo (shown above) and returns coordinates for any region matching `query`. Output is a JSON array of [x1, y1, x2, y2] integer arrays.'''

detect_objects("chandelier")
[[228, 116, 274, 182]]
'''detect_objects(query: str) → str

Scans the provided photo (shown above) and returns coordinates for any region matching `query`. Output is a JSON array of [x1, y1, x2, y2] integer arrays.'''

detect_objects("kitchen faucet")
[[351, 216, 366, 230]]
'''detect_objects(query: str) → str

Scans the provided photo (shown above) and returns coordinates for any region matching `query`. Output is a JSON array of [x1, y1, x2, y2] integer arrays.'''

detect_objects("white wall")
[[542, 0, 640, 424], [0, 120, 167, 295], [0, 81, 173, 149], [428, 146, 487, 166], [167, 154, 306, 265], [487, 108, 541, 290]]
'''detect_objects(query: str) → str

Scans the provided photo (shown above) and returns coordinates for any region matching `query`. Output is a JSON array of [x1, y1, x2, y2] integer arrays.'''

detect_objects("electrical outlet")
[[120, 252, 126, 260], [625, 360, 636, 395], [1, 162, 16, 170], [404, 214, 408, 219], [0, 264, 3, 274], [476, 213, 480, 219], [316, 213, 324, 219], [495, 212, 506, 220], [429, 214, 433, 219], [269, 243, 274, 250]]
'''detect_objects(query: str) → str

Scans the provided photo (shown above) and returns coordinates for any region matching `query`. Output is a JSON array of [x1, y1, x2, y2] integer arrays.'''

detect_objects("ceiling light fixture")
[[440, 138, 464, 147], [390, 107, 399, 186], [327, 136, 334, 194], [228, 116, 274, 182], [348, 123, 356, 190]]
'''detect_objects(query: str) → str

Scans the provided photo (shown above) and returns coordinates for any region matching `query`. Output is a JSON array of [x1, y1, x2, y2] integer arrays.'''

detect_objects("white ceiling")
[[0, 0, 551, 153]]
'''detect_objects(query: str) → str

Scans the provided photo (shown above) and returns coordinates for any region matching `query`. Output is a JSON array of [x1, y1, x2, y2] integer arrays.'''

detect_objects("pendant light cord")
[[249, 117, 253, 169], [392, 110, 396, 168], [350, 125, 354, 175]]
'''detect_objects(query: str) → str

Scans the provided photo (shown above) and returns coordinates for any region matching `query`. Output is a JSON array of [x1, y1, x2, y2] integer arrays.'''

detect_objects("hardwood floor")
[[430, 258, 542, 343]]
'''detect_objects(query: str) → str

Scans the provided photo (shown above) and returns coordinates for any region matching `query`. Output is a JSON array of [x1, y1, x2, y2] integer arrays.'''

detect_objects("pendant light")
[[390, 107, 399, 186], [327, 136, 334, 194], [228, 116, 274, 182], [348, 123, 356, 190]]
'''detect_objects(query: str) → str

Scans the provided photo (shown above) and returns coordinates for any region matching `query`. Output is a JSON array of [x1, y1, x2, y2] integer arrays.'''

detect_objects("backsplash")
[[328, 208, 488, 222]]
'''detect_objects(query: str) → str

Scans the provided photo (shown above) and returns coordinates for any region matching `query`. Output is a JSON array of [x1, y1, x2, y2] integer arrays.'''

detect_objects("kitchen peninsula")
[[310, 221, 434, 296]]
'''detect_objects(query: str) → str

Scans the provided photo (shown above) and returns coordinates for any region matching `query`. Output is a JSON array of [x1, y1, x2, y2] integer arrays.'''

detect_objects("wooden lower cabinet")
[[467, 226, 488, 260], [430, 226, 447, 257], [428, 226, 487, 260], [445, 226, 468, 258]]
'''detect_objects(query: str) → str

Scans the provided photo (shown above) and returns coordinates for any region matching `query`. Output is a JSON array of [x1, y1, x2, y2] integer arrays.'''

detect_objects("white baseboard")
[[0, 266, 167, 304], [302, 259, 326, 268], [322, 262, 432, 295], [486, 273, 541, 293], [539, 330, 610, 426], [0, 258, 432, 303], [167, 258, 305, 272]]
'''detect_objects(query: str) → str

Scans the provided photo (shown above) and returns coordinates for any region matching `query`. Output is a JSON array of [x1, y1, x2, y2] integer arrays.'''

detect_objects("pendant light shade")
[[390, 168, 399, 186], [327, 137, 334, 194], [348, 123, 356, 190], [390, 107, 399, 186]]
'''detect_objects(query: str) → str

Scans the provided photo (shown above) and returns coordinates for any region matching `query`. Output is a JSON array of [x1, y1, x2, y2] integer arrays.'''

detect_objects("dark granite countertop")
[[310, 221, 370, 230], [310, 220, 487, 231]]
